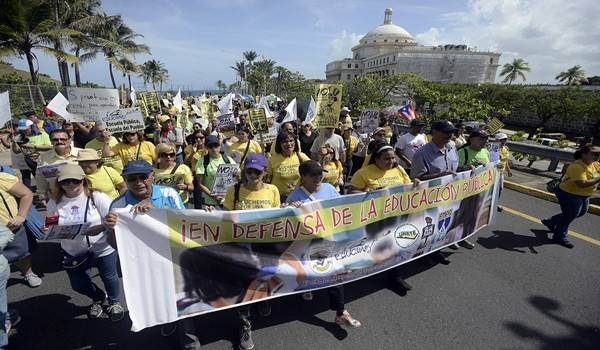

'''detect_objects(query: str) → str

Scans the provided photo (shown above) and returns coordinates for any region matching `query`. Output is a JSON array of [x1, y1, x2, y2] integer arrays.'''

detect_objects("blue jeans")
[[548, 188, 589, 239], [66, 251, 121, 304]]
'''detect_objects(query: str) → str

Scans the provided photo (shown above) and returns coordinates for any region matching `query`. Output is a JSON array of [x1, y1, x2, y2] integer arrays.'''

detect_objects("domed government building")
[[325, 8, 501, 83]]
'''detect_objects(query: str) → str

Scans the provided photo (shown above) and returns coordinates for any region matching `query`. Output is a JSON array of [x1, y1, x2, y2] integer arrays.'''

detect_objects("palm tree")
[[216, 80, 227, 93], [139, 59, 168, 91], [556, 65, 588, 85], [94, 14, 150, 88], [499, 58, 530, 84], [230, 60, 246, 80], [0, 0, 77, 88], [243, 50, 258, 67], [117, 57, 139, 91]]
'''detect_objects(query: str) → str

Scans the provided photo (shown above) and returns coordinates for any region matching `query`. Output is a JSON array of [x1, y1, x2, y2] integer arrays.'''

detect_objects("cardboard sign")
[[484, 118, 505, 134], [248, 108, 268, 132], [211, 164, 239, 196], [360, 109, 380, 133], [154, 173, 185, 189], [0, 91, 10, 127], [45, 222, 92, 240], [100, 108, 145, 133], [66, 87, 120, 117], [216, 113, 235, 132], [313, 84, 343, 129]]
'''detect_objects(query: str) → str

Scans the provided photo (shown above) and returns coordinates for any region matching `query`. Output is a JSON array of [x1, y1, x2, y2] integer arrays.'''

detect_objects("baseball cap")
[[122, 160, 153, 176], [244, 154, 267, 172], [410, 119, 426, 127], [431, 120, 457, 133], [494, 132, 508, 140], [204, 135, 220, 147], [299, 160, 328, 176], [56, 163, 85, 182], [17, 119, 33, 130], [341, 107, 351, 113], [157, 115, 171, 123], [469, 129, 490, 139]]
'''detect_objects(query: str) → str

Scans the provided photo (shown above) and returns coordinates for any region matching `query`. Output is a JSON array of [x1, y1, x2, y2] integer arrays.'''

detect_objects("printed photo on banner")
[[313, 83, 342, 129], [216, 113, 235, 132], [66, 87, 120, 118], [248, 108, 268, 132], [100, 107, 145, 133], [211, 164, 240, 196], [360, 109, 380, 133]]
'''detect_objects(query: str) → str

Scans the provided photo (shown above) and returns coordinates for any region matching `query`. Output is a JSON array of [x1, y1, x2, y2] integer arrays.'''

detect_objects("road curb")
[[504, 181, 600, 216]]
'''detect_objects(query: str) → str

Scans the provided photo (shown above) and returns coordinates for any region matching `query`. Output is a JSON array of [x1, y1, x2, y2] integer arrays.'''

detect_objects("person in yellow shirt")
[[153, 143, 194, 204], [228, 125, 262, 164], [350, 140, 412, 192], [77, 149, 125, 199], [85, 124, 123, 173], [542, 144, 600, 248], [102, 130, 156, 166], [341, 125, 361, 179], [184, 130, 208, 172], [266, 132, 310, 201], [318, 144, 344, 192], [360, 127, 387, 169]]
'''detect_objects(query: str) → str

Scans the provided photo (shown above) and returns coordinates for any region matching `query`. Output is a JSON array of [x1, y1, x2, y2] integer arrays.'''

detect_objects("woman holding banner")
[[266, 132, 310, 202], [154, 143, 194, 205], [102, 131, 156, 166], [77, 149, 126, 200]]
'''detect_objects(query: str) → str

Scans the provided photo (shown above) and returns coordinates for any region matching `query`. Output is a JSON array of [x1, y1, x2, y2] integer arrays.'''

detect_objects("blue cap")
[[205, 135, 220, 146], [244, 153, 267, 171], [122, 160, 153, 176], [17, 119, 32, 130]]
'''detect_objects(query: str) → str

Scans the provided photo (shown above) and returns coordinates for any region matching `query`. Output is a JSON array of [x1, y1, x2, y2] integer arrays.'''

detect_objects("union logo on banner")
[[437, 209, 453, 238]]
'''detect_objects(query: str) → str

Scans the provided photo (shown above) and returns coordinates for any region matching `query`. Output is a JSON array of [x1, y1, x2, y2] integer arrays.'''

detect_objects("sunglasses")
[[126, 174, 150, 182], [195, 136, 205, 140], [207, 144, 220, 148], [160, 152, 176, 158], [59, 179, 82, 186], [245, 168, 262, 175], [52, 138, 69, 142]]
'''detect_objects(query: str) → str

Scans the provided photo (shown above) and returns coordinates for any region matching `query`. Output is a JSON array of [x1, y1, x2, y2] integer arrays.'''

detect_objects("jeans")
[[0, 256, 9, 347], [192, 178, 203, 209], [548, 187, 589, 239], [66, 251, 121, 304]]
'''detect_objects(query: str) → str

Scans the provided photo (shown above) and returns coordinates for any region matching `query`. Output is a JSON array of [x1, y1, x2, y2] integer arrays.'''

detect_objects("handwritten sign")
[[0, 91, 10, 127], [216, 113, 235, 132], [45, 222, 92, 240], [248, 108, 268, 132], [100, 108, 145, 133], [211, 164, 239, 196], [360, 109, 380, 133], [66, 87, 120, 117], [154, 173, 185, 189], [313, 84, 343, 129]]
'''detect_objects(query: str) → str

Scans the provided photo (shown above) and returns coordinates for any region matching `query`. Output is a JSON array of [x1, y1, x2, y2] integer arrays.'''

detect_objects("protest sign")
[[46, 92, 77, 120], [216, 113, 235, 132], [484, 118, 505, 134], [258, 126, 278, 145], [37, 163, 65, 179], [66, 87, 120, 118], [486, 142, 501, 162], [360, 109, 380, 133], [211, 164, 240, 196], [0, 91, 10, 127], [154, 173, 186, 189], [312, 84, 342, 129], [115, 164, 499, 331], [140, 92, 161, 113], [248, 108, 268, 132], [100, 108, 145, 133], [45, 222, 92, 240], [200, 99, 215, 120], [191, 104, 201, 115]]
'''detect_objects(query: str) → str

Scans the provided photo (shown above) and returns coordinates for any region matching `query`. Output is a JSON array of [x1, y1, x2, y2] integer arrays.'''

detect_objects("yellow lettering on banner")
[[168, 168, 497, 247]]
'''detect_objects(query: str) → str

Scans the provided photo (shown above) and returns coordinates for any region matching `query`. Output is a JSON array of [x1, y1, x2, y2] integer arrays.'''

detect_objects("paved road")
[[6, 189, 600, 350]]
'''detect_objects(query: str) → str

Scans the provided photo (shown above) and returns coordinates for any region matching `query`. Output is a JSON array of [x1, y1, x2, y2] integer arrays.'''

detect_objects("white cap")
[[495, 132, 508, 140], [341, 107, 351, 112]]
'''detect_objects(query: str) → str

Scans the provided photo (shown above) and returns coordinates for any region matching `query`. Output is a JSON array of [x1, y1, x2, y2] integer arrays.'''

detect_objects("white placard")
[[487, 142, 501, 163], [99, 108, 145, 133], [360, 109, 380, 133], [258, 126, 278, 145], [216, 113, 235, 132], [66, 87, 120, 117], [46, 92, 80, 120], [211, 164, 239, 196], [45, 222, 92, 240], [0, 91, 10, 127]]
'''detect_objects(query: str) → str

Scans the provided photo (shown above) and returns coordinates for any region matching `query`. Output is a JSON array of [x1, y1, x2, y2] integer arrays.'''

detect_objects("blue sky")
[[10, 0, 600, 89]]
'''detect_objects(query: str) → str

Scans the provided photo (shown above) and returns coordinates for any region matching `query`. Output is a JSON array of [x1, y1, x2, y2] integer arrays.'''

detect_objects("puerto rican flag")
[[398, 103, 416, 121]]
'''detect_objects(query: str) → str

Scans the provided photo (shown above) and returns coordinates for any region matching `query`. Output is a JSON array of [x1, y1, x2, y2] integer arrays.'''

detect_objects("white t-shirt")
[[395, 132, 427, 165], [310, 133, 345, 160], [46, 191, 114, 258]]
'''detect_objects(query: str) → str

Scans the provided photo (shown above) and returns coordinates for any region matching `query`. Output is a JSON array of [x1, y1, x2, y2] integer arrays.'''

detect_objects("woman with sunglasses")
[[196, 135, 236, 209], [266, 132, 310, 202], [46, 164, 124, 322], [228, 125, 262, 164], [318, 144, 344, 193], [154, 143, 194, 205], [102, 130, 156, 167], [77, 149, 126, 200], [542, 144, 600, 248]]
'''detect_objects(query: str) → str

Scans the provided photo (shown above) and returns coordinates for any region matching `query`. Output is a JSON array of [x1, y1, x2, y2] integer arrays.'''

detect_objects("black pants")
[[327, 285, 345, 313], [20, 169, 32, 189]]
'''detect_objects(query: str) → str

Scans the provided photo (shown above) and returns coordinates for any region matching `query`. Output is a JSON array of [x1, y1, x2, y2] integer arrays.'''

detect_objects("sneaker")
[[239, 327, 254, 350], [5, 309, 21, 335], [160, 322, 177, 337], [335, 310, 362, 328], [106, 303, 125, 322], [89, 301, 104, 319], [257, 302, 271, 317], [23, 273, 42, 288], [541, 219, 556, 233], [301, 292, 313, 301], [449, 244, 459, 250], [458, 240, 475, 249], [552, 237, 574, 249]]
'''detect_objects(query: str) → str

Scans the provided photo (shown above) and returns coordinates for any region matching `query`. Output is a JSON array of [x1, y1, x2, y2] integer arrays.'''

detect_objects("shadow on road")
[[476, 230, 553, 254], [504, 295, 600, 350]]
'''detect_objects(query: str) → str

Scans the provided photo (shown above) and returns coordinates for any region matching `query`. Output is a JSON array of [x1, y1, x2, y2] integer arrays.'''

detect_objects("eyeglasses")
[[126, 174, 150, 182], [52, 138, 68, 142], [160, 152, 176, 158], [59, 179, 82, 186]]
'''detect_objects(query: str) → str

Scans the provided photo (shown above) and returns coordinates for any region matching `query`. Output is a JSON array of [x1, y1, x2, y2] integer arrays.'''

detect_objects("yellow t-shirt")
[[153, 164, 194, 203], [85, 166, 124, 199], [559, 160, 600, 197], [499, 145, 510, 172], [322, 160, 343, 192], [361, 153, 372, 169], [183, 145, 208, 173], [267, 152, 310, 195], [85, 137, 123, 173], [111, 141, 156, 166], [223, 183, 280, 210], [228, 140, 262, 163], [0, 173, 19, 226], [350, 164, 411, 191]]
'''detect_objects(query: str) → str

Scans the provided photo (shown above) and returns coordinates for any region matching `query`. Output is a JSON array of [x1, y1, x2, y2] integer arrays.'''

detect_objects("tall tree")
[[230, 60, 246, 80], [242, 50, 258, 67], [499, 58, 530, 84], [556, 65, 588, 85], [139, 59, 168, 91], [117, 57, 139, 91]]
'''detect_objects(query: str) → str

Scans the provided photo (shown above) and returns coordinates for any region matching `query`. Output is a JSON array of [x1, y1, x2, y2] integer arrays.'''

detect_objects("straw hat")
[[77, 149, 101, 162]]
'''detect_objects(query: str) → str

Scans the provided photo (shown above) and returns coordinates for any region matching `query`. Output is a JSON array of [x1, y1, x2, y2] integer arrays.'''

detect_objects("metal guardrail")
[[507, 140, 574, 171]]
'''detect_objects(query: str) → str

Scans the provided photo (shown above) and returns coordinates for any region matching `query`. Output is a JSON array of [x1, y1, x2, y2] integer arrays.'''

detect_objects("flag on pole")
[[130, 87, 137, 107], [398, 103, 416, 121], [173, 89, 183, 112], [303, 96, 316, 126], [257, 96, 273, 119], [281, 98, 297, 124], [217, 93, 234, 115]]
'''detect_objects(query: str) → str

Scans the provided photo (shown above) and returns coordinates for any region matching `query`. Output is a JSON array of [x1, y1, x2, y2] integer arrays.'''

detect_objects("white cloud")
[[328, 30, 363, 60], [414, 0, 600, 83]]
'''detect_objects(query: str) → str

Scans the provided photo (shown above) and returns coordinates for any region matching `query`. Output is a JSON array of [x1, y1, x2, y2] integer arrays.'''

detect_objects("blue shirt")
[[410, 141, 459, 179], [111, 184, 184, 210], [286, 183, 340, 203]]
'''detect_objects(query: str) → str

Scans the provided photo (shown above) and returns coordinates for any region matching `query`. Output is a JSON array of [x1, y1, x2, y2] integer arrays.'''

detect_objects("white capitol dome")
[[359, 8, 415, 44]]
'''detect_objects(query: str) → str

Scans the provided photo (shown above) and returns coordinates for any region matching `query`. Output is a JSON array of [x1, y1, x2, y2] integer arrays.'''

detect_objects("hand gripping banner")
[[115, 164, 500, 331]]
